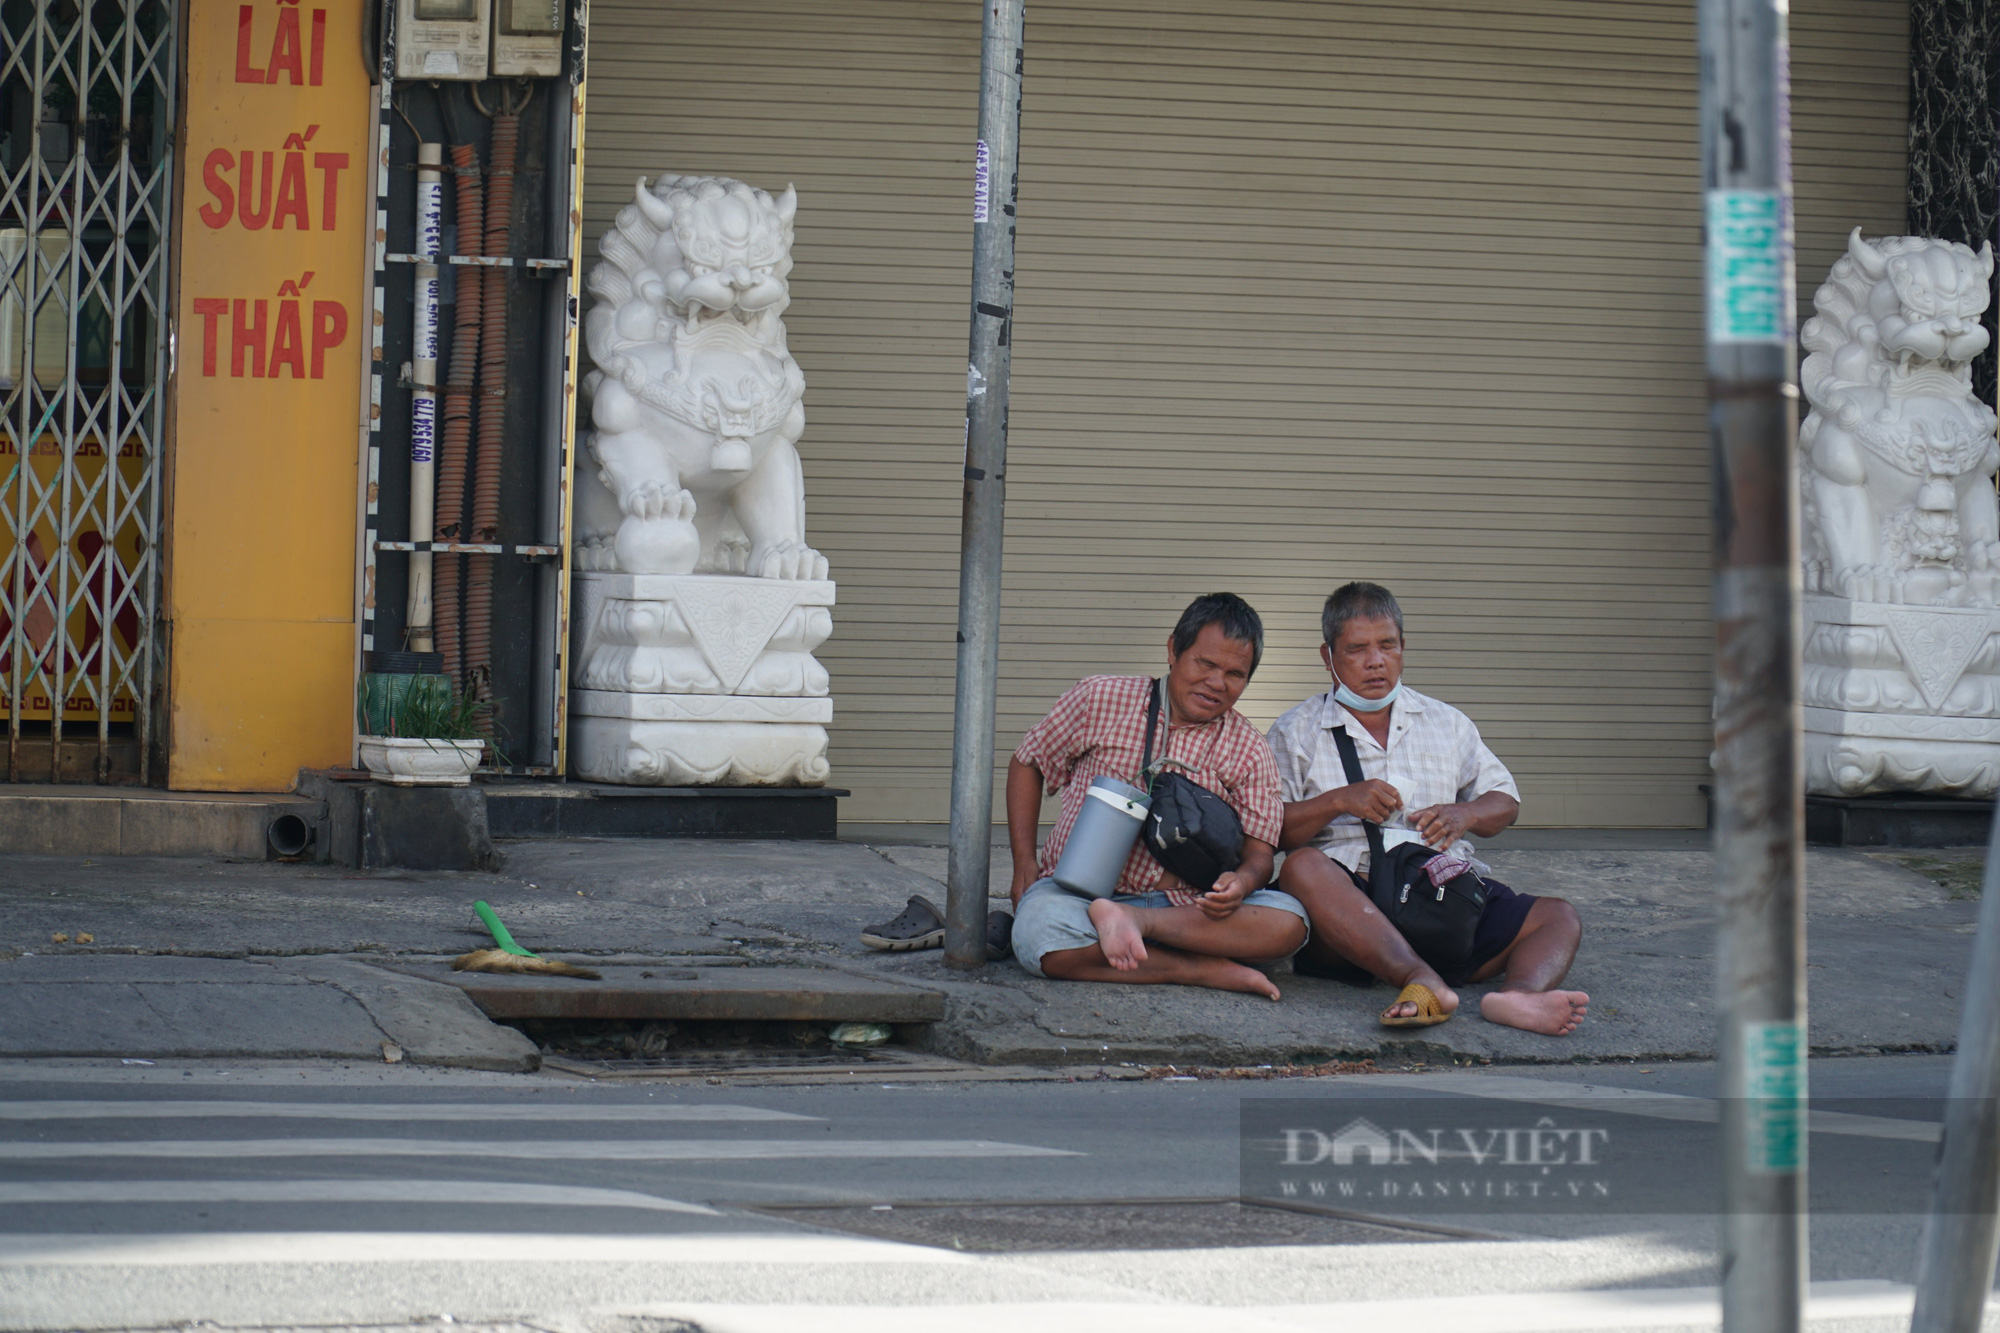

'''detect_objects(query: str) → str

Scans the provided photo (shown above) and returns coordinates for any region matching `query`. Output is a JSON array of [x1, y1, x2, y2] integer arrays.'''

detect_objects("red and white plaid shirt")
[[1013, 674, 1283, 896]]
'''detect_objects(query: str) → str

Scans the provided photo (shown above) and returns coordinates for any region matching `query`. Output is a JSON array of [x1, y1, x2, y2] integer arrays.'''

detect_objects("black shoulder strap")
[[1331, 722, 1390, 893], [1142, 678, 1161, 774], [1329, 722, 1365, 786]]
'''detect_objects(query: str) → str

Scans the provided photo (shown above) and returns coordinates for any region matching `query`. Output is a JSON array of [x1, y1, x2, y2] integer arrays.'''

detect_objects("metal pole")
[[944, 0, 1026, 970], [1699, 2, 1806, 1329], [1910, 804, 2000, 1333]]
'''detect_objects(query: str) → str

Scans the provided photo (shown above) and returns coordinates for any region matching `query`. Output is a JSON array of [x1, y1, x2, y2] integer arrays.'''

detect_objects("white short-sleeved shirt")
[[1265, 686, 1520, 874]]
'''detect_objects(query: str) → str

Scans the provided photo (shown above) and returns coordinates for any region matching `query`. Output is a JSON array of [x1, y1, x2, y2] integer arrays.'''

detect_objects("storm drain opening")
[[520, 1018, 965, 1078], [540, 1046, 965, 1079], [751, 1197, 1493, 1252], [520, 1017, 901, 1058]]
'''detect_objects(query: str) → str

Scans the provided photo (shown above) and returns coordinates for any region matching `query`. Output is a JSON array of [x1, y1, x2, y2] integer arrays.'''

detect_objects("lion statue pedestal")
[[1800, 229, 2000, 798], [569, 175, 833, 787], [569, 573, 833, 786]]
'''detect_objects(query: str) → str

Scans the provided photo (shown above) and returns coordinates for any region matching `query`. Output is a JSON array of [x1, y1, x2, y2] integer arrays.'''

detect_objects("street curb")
[[268, 957, 541, 1072]]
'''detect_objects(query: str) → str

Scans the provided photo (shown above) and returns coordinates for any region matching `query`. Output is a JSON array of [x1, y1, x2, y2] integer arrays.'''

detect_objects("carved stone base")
[[570, 715, 829, 787], [568, 573, 834, 788], [1803, 594, 2000, 797], [572, 572, 834, 697]]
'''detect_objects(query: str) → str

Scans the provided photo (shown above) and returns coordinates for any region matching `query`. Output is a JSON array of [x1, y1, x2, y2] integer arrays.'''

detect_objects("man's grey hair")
[[1321, 581, 1404, 647]]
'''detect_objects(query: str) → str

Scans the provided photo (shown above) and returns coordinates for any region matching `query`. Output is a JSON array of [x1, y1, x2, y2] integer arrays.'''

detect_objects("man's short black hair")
[[1171, 592, 1264, 676], [1322, 581, 1404, 647]]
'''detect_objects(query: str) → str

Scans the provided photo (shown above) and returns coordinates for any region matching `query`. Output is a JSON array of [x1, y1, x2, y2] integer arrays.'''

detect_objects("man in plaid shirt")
[[1270, 582, 1588, 1035], [1007, 593, 1310, 999]]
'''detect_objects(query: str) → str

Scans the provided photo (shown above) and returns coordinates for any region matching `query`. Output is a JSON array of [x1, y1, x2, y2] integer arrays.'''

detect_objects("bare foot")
[[1481, 989, 1590, 1036], [1381, 977, 1458, 1023], [1088, 897, 1148, 971], [1234, 966, 1283, 1002], [1175, 952, 1282, 1000]]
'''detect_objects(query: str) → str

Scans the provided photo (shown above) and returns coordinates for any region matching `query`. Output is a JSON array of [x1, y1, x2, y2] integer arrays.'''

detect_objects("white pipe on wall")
[[406, 142, 444, 652]]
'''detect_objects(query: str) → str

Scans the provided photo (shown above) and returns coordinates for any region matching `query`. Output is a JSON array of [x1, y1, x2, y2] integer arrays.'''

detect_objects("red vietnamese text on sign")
[[197, 125, 348, 231], [190, 273, 348, 380], [236, 1, 327, 86]]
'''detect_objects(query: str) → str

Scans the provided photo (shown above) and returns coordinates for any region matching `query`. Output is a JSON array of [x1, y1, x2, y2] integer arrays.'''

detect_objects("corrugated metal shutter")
[[582, 0, 1905, 826]]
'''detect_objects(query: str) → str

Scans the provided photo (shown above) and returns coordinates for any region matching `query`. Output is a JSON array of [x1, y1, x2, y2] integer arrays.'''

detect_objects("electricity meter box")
[[395, 0, 491, 81], [493, 0, 563, 77]]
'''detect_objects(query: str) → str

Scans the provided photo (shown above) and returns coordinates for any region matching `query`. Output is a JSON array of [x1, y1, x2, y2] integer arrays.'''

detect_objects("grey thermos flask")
[[1051, 776, 1151, 898]]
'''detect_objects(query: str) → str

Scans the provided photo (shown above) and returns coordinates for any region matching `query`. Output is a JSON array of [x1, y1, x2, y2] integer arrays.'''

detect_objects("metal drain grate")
[[541, 1047, 962, 1079], [754, 1197, 1476, 1252]]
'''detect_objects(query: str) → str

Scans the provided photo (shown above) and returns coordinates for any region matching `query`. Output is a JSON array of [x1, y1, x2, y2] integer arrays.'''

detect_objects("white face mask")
[[1323, 641, 1402, 713], [1334, 679, 1401, 713]]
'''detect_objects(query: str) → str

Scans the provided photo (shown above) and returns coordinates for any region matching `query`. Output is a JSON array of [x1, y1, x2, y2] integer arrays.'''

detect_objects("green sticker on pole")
[[1705, 190, 1787, 344], [1744, 1020, 1806, 1174]]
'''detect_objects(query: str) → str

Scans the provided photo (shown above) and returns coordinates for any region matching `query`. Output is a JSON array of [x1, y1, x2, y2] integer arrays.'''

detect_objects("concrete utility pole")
[[944, 0, 1026, 970], [1698, 2, 1807, 1329], [1910, 804, 2000, 1333]]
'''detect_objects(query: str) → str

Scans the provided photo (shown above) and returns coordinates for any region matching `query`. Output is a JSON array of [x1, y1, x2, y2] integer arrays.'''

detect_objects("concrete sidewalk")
[[0, 834, 1981, 1068]]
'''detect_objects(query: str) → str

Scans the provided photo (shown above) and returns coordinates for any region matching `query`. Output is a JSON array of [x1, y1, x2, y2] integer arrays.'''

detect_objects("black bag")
[[1330, 725, 1488, 979], [1139, 678, 1245, 891]]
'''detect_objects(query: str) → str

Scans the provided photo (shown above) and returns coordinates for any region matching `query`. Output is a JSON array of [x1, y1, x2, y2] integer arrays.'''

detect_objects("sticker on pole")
[[973, 139, 991, 223], [1743, 1020, 1805, 1174], [1705, 190, 1788, 344], [410, 393, 436, 465]]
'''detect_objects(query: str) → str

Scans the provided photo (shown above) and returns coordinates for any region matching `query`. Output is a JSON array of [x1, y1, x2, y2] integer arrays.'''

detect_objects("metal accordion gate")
[[0, 0, 174, 784]]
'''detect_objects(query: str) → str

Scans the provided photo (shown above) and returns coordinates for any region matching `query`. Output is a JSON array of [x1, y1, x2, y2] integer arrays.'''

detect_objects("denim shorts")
[[1010, 877, 1311, 978]]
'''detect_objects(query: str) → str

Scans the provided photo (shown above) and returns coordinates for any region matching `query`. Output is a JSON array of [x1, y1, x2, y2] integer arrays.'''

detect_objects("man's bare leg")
[[1075, 897, 1304, 999], [1468, 897, 1589, 1036], [1088, 896, 1305, 965], [1279, 847, 1457, 1021], [1040, 937, 1284, 999]]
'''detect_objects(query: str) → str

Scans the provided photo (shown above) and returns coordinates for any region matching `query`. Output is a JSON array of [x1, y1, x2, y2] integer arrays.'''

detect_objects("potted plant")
[[356, 677, 491, 787]]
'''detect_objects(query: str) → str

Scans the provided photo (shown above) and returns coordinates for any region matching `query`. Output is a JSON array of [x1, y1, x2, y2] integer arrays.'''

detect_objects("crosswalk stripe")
[[0, 1100, 817, 1123], [0, 1138, 1080, 1162], [1372, 1073, 1944, 1143], [0, 1231, 967, 1266], [0, 1179, 717, 1215], [528, 1284, 1947, 1333]]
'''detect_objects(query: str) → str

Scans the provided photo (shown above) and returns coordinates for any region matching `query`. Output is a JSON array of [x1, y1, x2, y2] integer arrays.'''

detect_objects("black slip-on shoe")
[[861, 894, 945, 951], [986, 909, 1015, 961]]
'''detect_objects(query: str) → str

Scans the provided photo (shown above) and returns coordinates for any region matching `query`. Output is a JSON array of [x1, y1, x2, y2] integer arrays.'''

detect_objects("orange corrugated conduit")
[[462, 98, 521, 702], [433, 137, 485, 687]]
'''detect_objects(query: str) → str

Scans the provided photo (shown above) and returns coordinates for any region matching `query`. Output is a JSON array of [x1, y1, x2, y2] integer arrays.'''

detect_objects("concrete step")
[[1805, 793, 1995, 847], [294, 771, 497, 871], [391, 961, 947, 1024], [483, 782, 848, 840], [0, 784, 324, 859]]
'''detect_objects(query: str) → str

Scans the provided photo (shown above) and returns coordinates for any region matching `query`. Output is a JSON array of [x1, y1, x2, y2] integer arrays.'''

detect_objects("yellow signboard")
[[168, 0, 370, 789]]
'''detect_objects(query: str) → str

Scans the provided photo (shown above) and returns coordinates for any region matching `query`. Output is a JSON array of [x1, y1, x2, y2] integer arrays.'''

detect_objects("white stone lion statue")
[[575, 174, 829, 581], [1800, 228, 1999, 607]]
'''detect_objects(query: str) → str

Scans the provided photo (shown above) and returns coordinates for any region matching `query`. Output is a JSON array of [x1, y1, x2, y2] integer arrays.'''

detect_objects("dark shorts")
[[1314, 862, 1538, 987]]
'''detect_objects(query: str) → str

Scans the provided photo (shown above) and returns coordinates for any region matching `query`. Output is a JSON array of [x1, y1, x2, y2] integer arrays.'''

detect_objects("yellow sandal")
[[1380, 982, 1451, 1028]]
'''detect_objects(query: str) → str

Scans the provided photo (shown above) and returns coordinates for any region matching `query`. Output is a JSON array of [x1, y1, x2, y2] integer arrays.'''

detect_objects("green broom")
[[454, 900, 601, 979]]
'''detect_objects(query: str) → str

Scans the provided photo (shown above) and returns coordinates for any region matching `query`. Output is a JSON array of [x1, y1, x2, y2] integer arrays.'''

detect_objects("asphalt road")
[[0, 1053, 1985, 1332]]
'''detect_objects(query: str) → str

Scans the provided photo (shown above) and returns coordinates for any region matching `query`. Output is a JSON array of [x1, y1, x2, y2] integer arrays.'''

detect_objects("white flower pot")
[[357, 736, 485, 786]]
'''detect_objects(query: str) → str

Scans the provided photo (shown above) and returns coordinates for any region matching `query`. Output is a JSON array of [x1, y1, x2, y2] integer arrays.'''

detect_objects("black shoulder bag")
[[1139, 679, 1245, 891], [1330, 724, 1488, 981]]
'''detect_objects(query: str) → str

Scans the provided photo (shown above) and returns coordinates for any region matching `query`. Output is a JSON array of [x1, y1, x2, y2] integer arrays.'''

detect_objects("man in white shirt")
[[1268, 582, 1587, 1035]]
